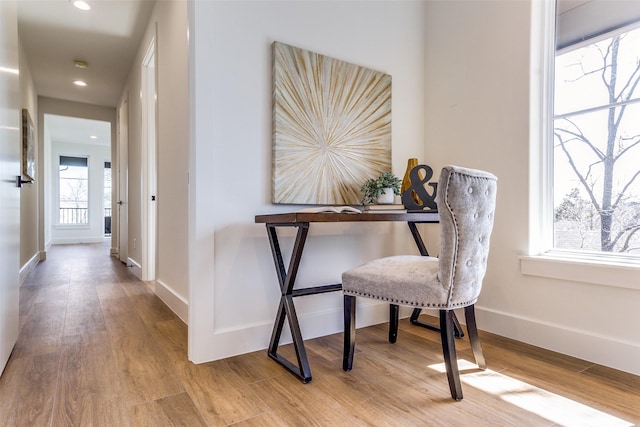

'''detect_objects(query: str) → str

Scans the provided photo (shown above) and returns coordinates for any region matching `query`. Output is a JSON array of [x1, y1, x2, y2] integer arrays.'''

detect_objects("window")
[[522, 1, 640, 288], [59, 155, 89, 224], [552, 8, 640, 256], [104, 161, 112, 236]]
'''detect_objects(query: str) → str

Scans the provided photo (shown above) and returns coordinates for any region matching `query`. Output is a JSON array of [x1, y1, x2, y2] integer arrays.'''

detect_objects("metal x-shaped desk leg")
[[266, 223, 313, 382], [265, 223, 342, 382]]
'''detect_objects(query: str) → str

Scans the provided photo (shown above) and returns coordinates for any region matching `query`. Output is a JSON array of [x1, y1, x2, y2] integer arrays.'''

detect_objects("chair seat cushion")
[[342, 255, 455, 308]]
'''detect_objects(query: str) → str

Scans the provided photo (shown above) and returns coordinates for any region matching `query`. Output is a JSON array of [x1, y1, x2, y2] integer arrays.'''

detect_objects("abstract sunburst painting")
[[272, 42, 392, 205]]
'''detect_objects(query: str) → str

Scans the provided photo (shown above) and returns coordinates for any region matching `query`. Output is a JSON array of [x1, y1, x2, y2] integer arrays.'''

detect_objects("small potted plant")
[[360, 171, 402, 205]]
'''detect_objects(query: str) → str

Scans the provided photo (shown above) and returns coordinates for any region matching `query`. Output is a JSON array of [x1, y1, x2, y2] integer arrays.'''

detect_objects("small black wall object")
[[401, 164, 438, 211]]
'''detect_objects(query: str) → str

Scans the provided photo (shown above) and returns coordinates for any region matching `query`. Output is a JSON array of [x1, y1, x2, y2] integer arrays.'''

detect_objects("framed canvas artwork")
[[22, 109, 35, 182], [272, 42, 392, 205]]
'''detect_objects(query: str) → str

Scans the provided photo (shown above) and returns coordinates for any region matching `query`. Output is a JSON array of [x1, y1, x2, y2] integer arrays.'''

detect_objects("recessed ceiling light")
[[72, 1, 91, 11], [90, 135, 97, 139], [74, 60, 88, 69], [73, 80, 87, 87]]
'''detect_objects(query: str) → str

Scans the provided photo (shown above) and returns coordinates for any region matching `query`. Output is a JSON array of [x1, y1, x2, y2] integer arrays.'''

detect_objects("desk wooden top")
[[255, 210, 439, 224]]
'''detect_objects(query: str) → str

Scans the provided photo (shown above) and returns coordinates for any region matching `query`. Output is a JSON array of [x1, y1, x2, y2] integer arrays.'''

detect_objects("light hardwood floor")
[[0, 243, 638, 426]]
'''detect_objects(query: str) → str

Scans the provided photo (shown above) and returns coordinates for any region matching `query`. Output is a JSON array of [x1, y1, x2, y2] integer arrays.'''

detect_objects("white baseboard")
[[155, 279, 188, 324], [39, 250, 47, 261], [476, 306, 640, 376], [51, 237, 105, 245], [189, 301, 640, 377], [19, 253, 40, 285], [189, 300, 394, 364], [128, 257, 142, 280]]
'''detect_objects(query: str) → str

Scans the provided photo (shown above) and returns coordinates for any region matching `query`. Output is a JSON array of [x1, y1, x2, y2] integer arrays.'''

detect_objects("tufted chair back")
[[436, 165, 497, 308]]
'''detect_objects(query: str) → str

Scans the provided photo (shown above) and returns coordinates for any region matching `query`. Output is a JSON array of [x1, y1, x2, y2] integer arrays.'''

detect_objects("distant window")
[[104, 161, 112, 235], [104, 161, 111, 211], [59, 156, 89, 224]]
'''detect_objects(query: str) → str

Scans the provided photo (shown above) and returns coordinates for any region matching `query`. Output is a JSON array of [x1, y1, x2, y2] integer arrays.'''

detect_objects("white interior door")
[[141, 37, 157, 281], [0, 0, 21, 375], [117, 97, 129, 264]]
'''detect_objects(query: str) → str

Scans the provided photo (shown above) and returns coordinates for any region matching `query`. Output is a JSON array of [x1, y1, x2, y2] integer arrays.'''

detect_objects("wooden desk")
[[255, 211, 445, 383]]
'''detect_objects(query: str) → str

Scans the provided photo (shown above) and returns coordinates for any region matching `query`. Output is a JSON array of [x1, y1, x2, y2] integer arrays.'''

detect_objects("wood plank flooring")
[[1, 242, 638, 426]]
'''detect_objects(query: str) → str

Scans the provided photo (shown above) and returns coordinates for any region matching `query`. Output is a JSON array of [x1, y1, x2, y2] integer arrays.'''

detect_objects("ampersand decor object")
[[401, 164, 438, 211]]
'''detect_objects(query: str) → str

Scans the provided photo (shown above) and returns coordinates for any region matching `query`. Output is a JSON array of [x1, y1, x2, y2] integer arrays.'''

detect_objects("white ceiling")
[[18, 0, 155, 145], [45, 114, 111, 146], [18, 0, 155, 108]]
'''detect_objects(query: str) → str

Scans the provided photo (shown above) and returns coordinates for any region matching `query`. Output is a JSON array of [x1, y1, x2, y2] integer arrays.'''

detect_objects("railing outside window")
[[58, 207, 112, 234], [59, 207, 88, 224], [104, 208, 112, 236]]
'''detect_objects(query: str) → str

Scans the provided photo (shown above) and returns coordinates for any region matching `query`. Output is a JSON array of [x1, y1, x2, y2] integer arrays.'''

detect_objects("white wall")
[[120, 0, 189, 321], [49, 139, 110, 244], [19, 37, 39, 278], [423, 0, 639, 375], [187, 0, 640, 376], [189, 1, 430, 362], [155, 0, 189, 322]]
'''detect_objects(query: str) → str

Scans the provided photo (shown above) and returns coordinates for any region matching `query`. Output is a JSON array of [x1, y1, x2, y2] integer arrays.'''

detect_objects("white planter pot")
[[377, 188, 395, 204]]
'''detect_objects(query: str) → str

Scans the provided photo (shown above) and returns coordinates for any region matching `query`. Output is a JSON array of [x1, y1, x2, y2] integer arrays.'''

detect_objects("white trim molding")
[[188, 300, 394, 364], [155, 279, 188, 324], [128, 257, 142, 280], [476, 306, 640, 376], [19, 253, 40, 285], [520, 255, 640, 290], [51, 237, 105, 245], [528, 0, 556, 256]]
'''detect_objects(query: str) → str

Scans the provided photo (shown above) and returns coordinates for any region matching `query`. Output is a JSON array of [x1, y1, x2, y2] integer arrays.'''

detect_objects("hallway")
[[1, 244, 639, 426], [0, 243, 205, 425]]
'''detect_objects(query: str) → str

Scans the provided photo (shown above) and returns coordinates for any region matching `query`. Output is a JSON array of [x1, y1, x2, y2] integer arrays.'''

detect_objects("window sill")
[[54, 224, 91, 230], [520, 254, 640, 290]]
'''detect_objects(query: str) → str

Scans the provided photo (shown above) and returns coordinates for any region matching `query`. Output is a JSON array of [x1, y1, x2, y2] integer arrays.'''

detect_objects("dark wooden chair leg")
[[389, 304, 399, 343], [464, 305, 486, 370], [440, 310, 463, 401], [343, 295, 356, 371]]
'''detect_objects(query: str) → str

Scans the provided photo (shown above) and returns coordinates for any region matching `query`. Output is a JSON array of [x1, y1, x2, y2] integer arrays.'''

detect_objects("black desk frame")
[[256, 211, 460, 383]]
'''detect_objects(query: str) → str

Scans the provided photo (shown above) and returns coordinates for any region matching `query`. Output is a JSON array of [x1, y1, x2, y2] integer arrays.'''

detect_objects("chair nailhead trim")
[[342, 290, 474, 308]]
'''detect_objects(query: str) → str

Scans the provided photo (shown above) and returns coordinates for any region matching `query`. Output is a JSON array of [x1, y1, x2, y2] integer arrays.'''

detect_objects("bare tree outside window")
[[554, 25, 640, 254]]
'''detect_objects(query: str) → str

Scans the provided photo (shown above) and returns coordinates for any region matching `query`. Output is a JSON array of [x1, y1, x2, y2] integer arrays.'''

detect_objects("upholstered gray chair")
[[342, 165, 497, 401]]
